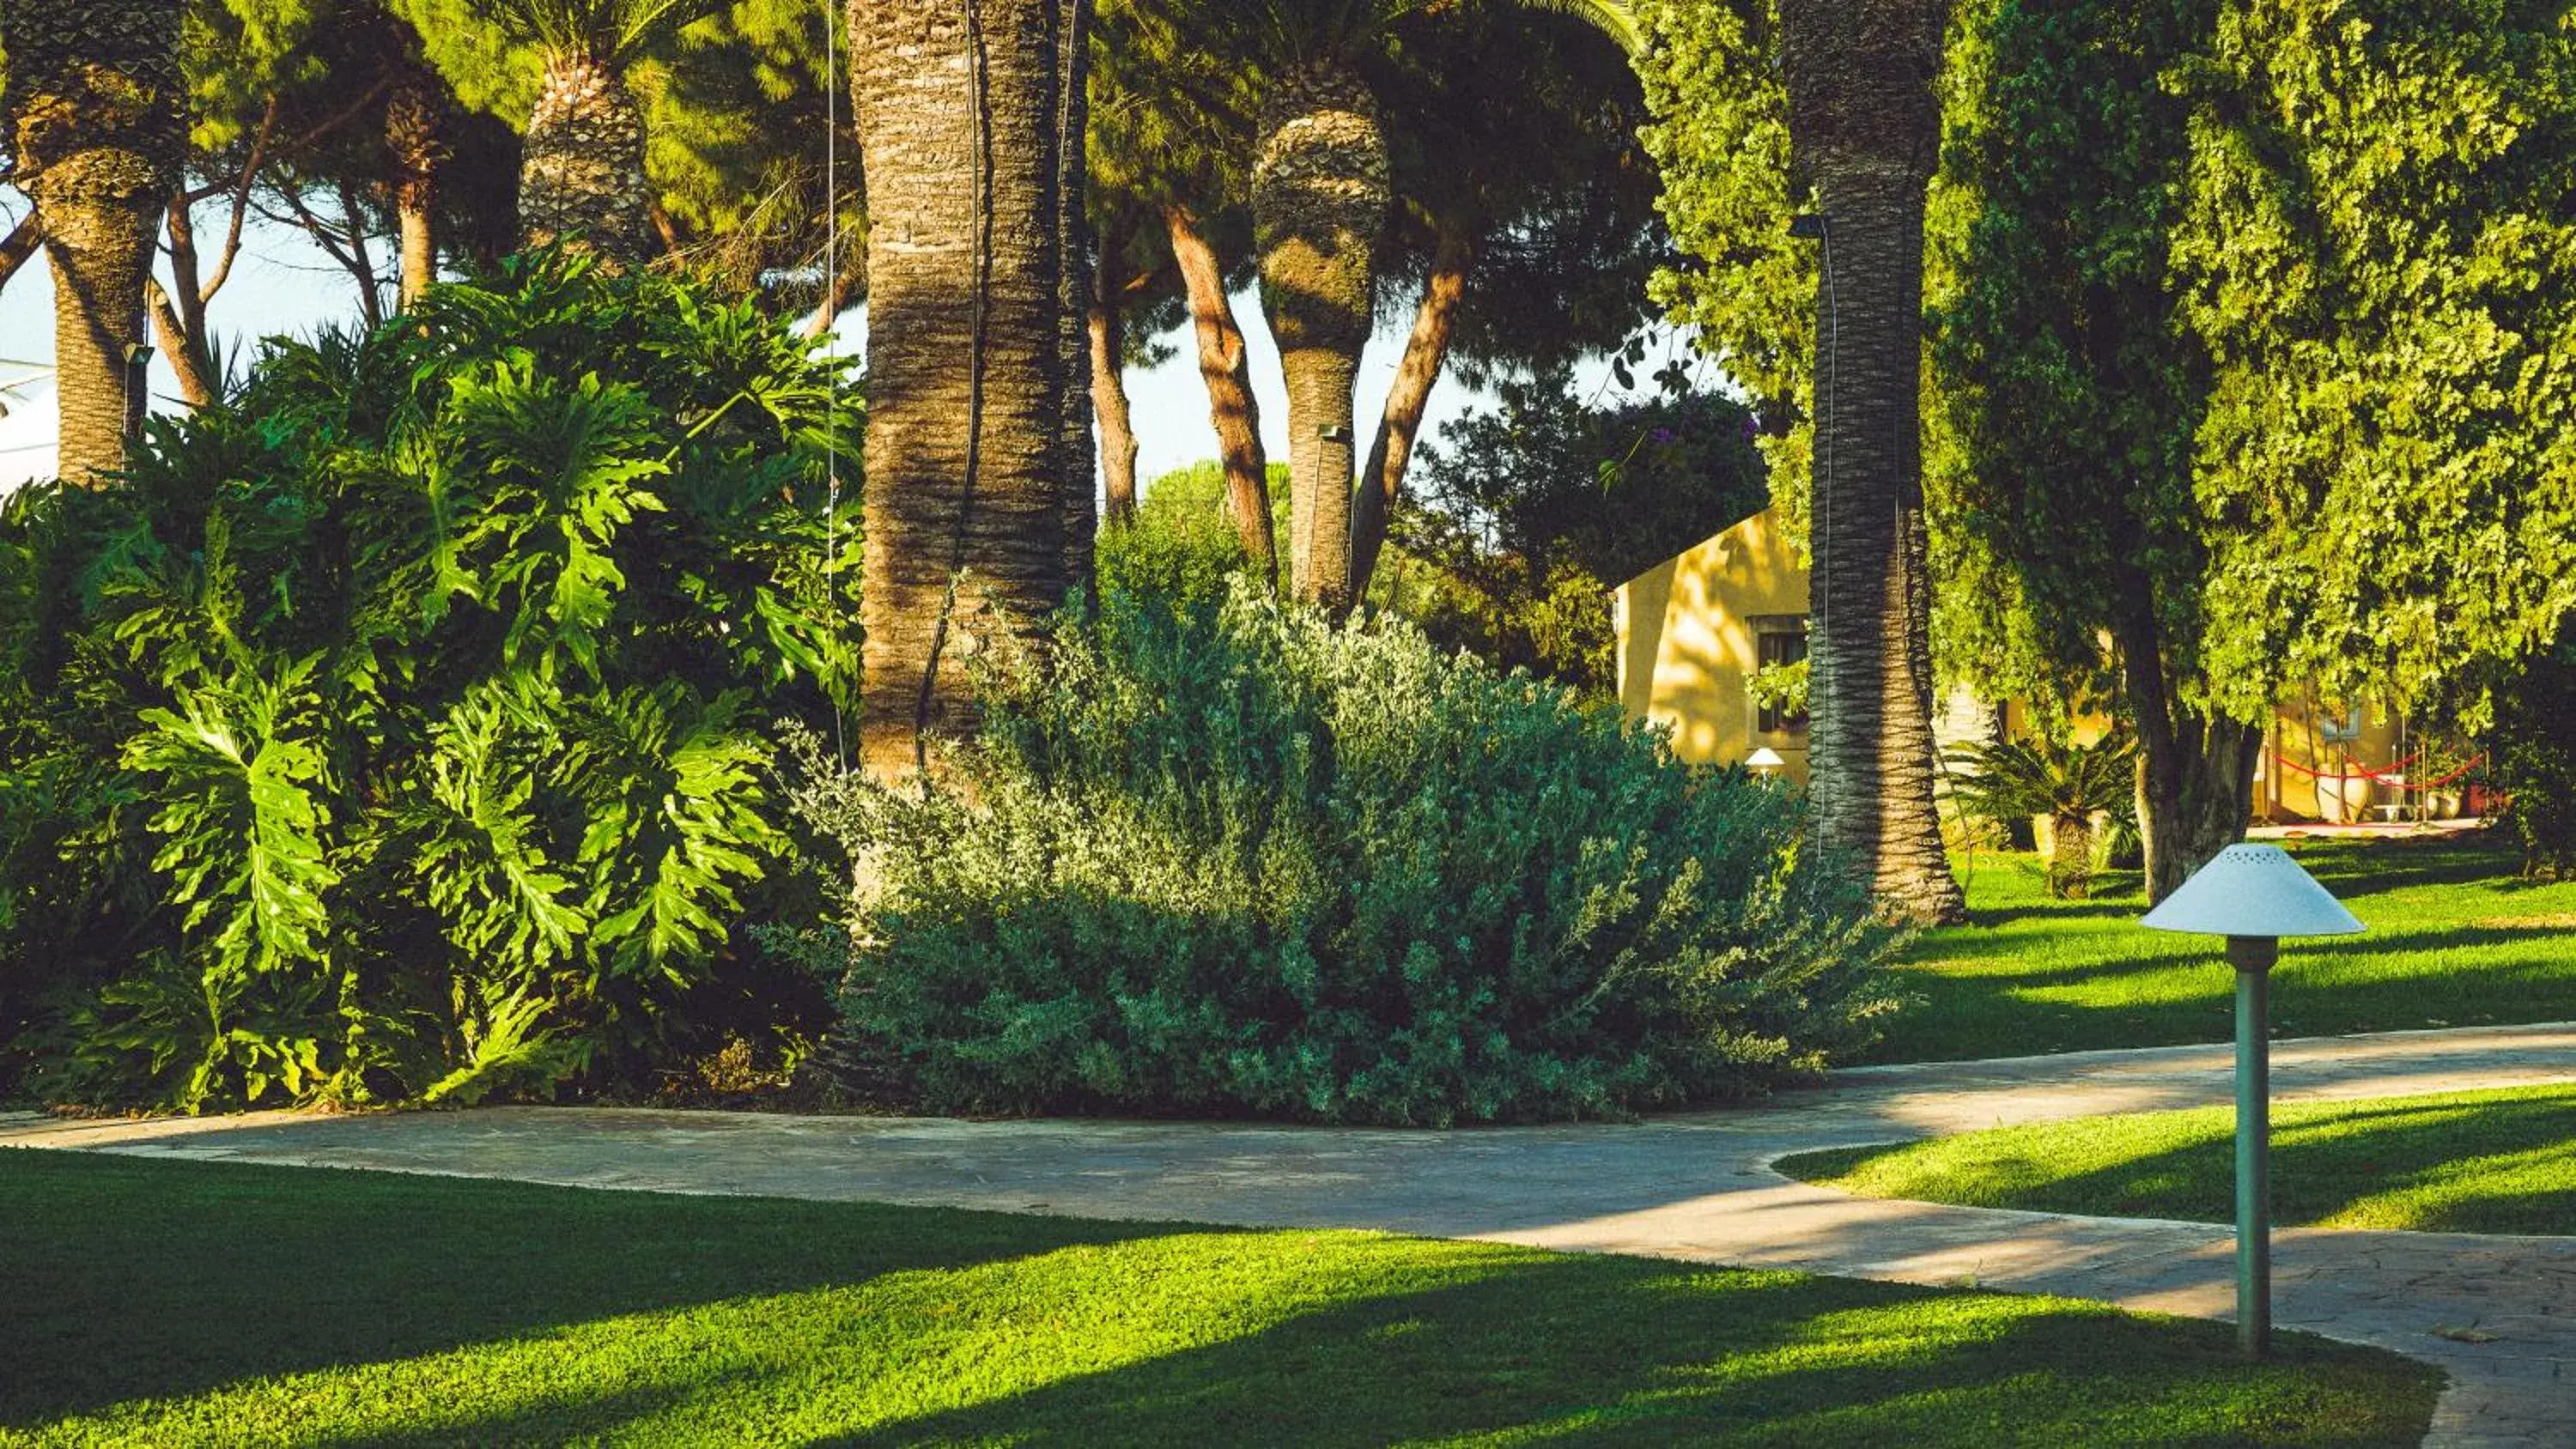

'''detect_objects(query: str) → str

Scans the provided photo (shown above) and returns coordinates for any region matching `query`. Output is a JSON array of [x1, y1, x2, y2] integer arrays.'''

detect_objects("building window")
[[1755, 619, 1808, 734]]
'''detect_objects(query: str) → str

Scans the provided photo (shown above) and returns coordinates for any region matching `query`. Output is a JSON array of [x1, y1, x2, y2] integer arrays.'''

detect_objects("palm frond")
[[483, 0, 714, 64], [1511, 0, 1642, 57]]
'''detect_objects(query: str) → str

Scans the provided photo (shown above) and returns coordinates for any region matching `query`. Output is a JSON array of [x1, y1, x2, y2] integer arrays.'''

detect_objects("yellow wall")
[[1617, 511, 2418, 821], [1615, 507, 1811, 779], [2262, 694, 2404, 822]]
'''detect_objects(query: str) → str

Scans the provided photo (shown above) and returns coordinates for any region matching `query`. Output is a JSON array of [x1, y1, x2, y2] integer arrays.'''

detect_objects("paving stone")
[[6, 1020, 2575, 1445]]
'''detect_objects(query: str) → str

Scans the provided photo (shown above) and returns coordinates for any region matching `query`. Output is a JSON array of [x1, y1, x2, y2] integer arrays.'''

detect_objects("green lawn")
[[1781, 1082, 2576, 1235], [1871, 833, 2576, 1063], [0, 1153, 2436, 1446]]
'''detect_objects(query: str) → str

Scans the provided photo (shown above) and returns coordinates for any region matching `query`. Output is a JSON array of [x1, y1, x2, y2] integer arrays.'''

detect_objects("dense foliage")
[[1938, 0, 2576, 722], [1382, 373, 1769, 692], [1101, 459, 1290, 612], [1639, 0, 2576, 891], [2492, 621, 2576, 879], [785, 577, 1899, 1127], [0, 255, 859, 1109]]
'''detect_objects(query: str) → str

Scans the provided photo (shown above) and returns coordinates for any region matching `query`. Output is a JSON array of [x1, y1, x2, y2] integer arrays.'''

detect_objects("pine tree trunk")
[[386, 64, 452, 308], [144, 278, 216, 406], [3, 0, 185, 485], [851, 0, 1081, 784], [1779, 0, 1965, 925], [518, 50, 653, 267], [1165, 200, 1275, 580], [1090, 264, 1140, 523], [1349, 231, 1470, 602], [1253, 63, 1388, 610]]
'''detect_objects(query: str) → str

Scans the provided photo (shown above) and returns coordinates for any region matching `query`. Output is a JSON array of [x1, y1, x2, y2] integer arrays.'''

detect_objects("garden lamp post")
[[1745, 746, 1786, 781], [2139, 844, 2362, 1361]]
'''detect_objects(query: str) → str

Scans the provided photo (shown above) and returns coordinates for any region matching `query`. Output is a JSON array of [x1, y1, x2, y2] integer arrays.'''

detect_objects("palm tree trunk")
[[518, 49, 653, 267], [386, 63, 453, 308], [1054, 0, 1097, 589], [3, 0, 185, 484], [2047, 812, 2094, 898], [1165, 200, 1275, 580], [851, 0, 1081, 783], [1780, 0, 1965, 925], [1349, 231, 1470, 602], [1090, 258, 1140, 523], [1253, 63, 1388, 610]]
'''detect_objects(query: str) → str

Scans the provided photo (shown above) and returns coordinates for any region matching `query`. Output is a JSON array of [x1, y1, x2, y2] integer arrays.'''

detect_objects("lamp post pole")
[[2140, 844, 2360, 1367], [2226, 933, 2276, 1361]]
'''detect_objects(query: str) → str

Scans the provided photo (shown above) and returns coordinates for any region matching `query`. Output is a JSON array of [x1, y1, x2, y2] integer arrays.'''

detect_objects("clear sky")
[[0, 205, 1666, 495]]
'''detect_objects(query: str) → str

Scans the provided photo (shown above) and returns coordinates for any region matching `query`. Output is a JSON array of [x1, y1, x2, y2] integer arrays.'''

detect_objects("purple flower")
[[1650, 427, 1678, 444]]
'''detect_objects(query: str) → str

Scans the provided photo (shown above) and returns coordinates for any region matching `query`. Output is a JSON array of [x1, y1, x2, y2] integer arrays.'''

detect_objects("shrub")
[[0, 253, 858, 1109], [785, 580, 1900, 1126], [1093, 460, 1279, 619]]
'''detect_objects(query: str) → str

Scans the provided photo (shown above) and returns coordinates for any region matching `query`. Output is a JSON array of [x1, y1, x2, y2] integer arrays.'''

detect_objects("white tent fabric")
[[0, 374, 58, 494]]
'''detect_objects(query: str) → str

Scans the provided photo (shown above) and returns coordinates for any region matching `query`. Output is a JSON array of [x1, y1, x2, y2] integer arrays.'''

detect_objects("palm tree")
[[850, 0, 1093, 782], [1777, 0, 1966, 924], [1250, 55, 1385, 609], [1145, 0, 1637, 609], [489, 0, 705, 265], [0, 0, 186, 484], [386, 52, 457, 307]]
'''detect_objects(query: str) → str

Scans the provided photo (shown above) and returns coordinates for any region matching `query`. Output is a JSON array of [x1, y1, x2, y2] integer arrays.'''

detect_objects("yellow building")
[[1615, 507, 2439, 822], [1613, 507, 1814, 784]]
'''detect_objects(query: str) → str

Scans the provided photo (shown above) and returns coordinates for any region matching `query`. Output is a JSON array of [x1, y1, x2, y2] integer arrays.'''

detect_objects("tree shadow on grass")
[[2287, 834, 2535, 895], [1876, 871, 2576, 1059], [846, 1261, 2427, 1447], [1800, 1088, 2576, 1236], [0, 1152, 1209, 1429], [261, 1257, 2433, 1447]]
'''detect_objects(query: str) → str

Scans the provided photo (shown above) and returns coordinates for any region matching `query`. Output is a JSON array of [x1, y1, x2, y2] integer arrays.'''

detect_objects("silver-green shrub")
[[786, 580, 1900, 1125]]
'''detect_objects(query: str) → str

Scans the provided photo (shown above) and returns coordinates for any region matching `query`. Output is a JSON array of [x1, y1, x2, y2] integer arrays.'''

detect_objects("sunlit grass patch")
[[0, 1152, 2438, 1446], [1783, 1082, 2576, 1234], [1871, 834, 2576, 1062]]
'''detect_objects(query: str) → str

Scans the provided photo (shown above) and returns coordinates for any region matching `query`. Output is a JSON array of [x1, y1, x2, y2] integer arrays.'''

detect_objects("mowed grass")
[[1782, 1082, 2576, 1236], [0, 1153, 2437, 1446], [1870, 833, 2576, 1063]]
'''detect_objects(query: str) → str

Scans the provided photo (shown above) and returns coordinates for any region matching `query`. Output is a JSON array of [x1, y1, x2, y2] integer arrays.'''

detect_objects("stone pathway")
[[8, 1021, 2574, 1446]]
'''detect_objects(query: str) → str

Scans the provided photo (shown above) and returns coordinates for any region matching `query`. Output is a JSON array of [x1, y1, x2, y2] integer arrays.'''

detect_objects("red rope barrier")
[[2269, 751, 2485, 789], [2269, 750, 2419, 782]]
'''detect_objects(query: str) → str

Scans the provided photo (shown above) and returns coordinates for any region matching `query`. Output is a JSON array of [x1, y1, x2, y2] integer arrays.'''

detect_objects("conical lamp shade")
[[2139, 843, 2364, 937]]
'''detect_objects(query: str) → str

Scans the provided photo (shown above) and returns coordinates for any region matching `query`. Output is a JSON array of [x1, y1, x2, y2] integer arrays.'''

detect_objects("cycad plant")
[[0, 253, 859, 1111], [489, 0, 713, 264], [1946, 730, 2140, 899]]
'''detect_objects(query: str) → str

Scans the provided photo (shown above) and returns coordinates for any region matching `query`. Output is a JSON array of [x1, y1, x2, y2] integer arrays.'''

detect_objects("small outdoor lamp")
[[1744, 746, 1786, 781], [2139, 844, 2362, 1361]]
